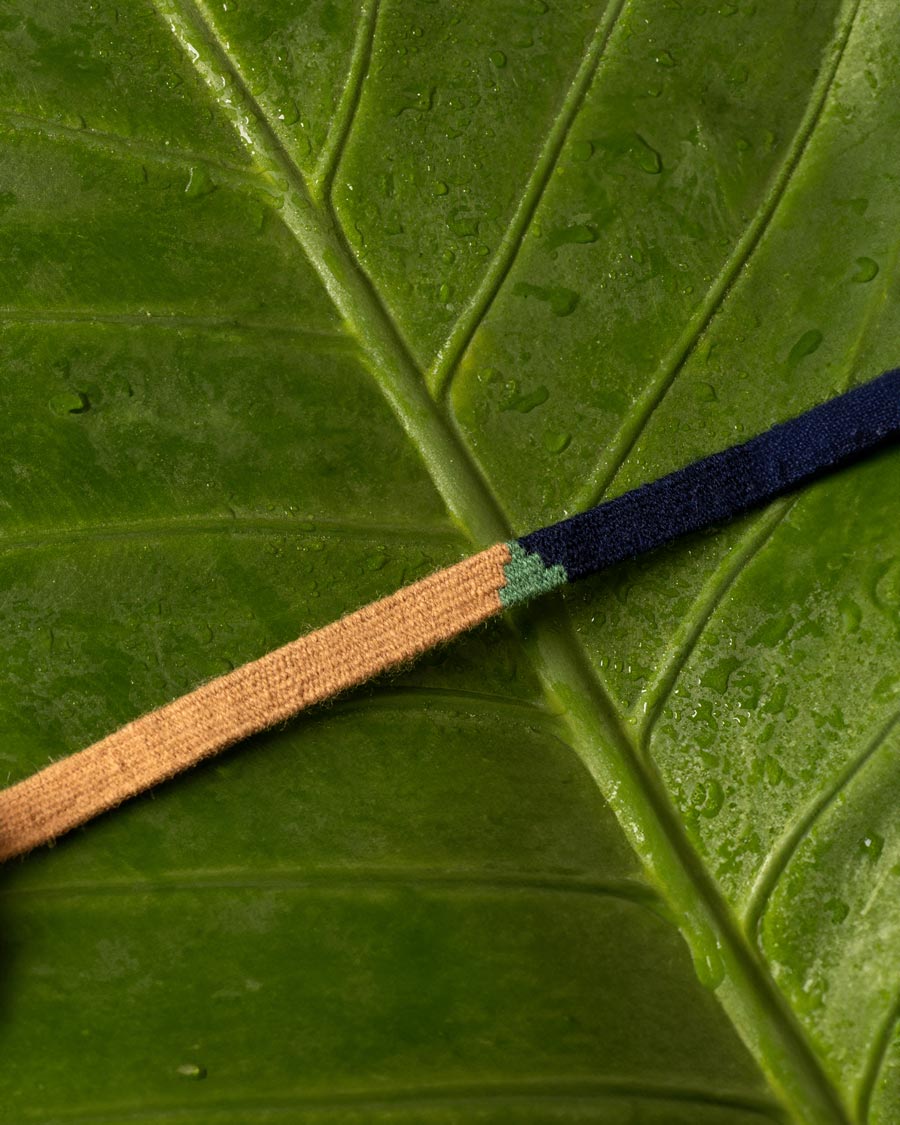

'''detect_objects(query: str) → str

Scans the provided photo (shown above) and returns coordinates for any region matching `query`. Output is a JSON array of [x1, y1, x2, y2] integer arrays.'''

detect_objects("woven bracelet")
[[1, 367, 898, 861]]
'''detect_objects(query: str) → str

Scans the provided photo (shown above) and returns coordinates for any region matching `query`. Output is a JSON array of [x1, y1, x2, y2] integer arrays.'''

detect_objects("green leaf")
[[0, 1, 897, 1122]]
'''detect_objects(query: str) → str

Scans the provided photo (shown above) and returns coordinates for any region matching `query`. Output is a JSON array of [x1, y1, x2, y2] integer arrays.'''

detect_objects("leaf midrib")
[[147, 2, 851, 1122]]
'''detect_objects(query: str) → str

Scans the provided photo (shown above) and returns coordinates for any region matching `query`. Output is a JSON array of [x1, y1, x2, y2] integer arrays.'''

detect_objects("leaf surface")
[[1, 1, 898, 1122]]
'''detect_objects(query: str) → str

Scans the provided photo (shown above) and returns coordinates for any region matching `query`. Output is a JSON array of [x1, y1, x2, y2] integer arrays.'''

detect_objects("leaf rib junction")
[[571, 0, 864, 513], [153, 3, 852, 1122]]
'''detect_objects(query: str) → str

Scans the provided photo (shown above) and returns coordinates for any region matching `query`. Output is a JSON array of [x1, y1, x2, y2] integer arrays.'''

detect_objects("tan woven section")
[[0, 543, 511, 861]]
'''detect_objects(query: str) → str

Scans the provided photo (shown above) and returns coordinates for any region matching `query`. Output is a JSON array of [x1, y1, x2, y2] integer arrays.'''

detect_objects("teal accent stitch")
[[499, 541, 567, 608]]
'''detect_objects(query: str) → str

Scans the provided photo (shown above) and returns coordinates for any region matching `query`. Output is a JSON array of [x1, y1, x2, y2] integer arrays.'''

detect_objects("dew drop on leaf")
[[701, 656, 741, 695], [692, 943, 725, 990], [185, 165, 216, 198], [501, 384, 549, 413], [543, 431, 571, 454], [546, 223, 597, 250], [512, 281, 579, 316], [839, 598, 862, 633], [49, 391, 90, 416], [851, 256, 879, 282], [862, 832, 885, 861], [631, 134, 663, 174], [693, 381, 718, 403], [175, 1063, 206, 1080], [786, 328, 823, 366]]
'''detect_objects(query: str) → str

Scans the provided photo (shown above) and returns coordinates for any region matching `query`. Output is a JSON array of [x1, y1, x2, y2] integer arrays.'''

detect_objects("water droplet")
[[366, 550, 387, 571], [631, 134, 663, 174], [655, 50, 676, 68], [438, 281, 451, 302], [693, 943, 725, 989], [543, 431, 571, 454], [852, 256, 879, 283], [501, 384, 549, 413], [693, 381, 717, 403], [49, 391, 90, 416], [630, 247, 645, 264], [277, 100, 300, 126], [694, 778, 724, 819], [546, 223, 597, 250], [824, 897, 849, 924], [762, 682, 788, 718], [393, 86, 435, 116], [839, 597, 862, 633], [787, 329, 823, 366], [749, 612, 794, 647], [874, 673, 900, 704], [701, 656, 741, 695], [441, 248, 456, 264], [489, 50, 506, 68], [185, 165, 217, 199], [862, 832, 885, 861], [448, 206, 479, 237], [727, 64, 749, 85], [718, 2, 738, 14], [871, 558, 900, 612], [433, 180, 448, 196], [570, 139, 594, 162], [176, 1063, 207, 1080], [512, 281, 579, 316]]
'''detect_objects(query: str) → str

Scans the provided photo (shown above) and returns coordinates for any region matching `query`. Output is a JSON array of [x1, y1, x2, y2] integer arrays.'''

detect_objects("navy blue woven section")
[[520, 368, 900, 582]]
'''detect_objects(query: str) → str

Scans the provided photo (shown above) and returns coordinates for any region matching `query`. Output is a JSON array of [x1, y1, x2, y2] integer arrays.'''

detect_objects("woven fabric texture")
[[521, 367, 900, 579], [1, 371, 899, 861], [0, 543, 511, 860]]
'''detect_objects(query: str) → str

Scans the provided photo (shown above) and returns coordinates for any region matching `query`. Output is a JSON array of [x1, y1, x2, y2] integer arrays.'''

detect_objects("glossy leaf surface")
[[1, 1, 898, 1122]]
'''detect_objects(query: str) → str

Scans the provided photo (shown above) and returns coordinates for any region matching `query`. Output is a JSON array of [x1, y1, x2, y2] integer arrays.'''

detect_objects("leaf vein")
[[14, 1081, 784, 1124], [3, 869, 659, 909], [156, 0, 511, 547], [0, 109, 258, 190], [572, 0, 864, 512], [0, 516, 458, 554], [0, 306, 352, 341], [638, 498, 795, 749], [428, 0, 629, 398], [744, 704, 900, 933], [858, 988, 900, 1123], [312, 0, 381, 202]]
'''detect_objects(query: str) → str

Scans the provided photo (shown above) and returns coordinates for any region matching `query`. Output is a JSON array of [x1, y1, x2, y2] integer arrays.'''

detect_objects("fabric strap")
[[0, 545, 511, 860], [1, 369, 899, 861]]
